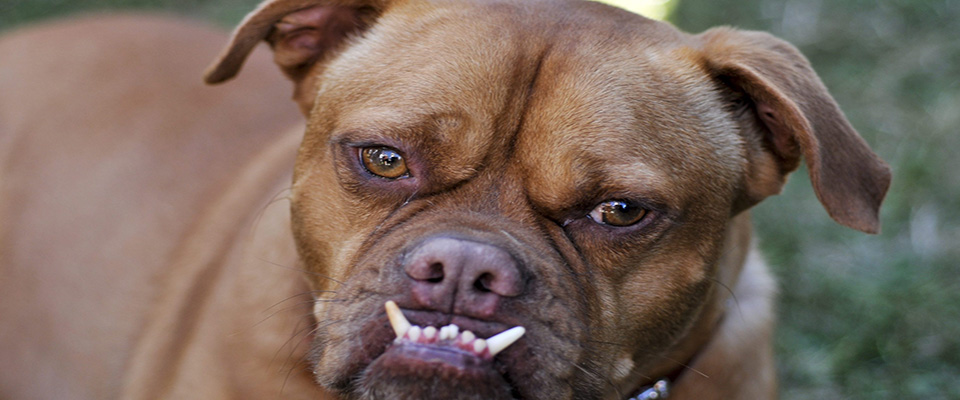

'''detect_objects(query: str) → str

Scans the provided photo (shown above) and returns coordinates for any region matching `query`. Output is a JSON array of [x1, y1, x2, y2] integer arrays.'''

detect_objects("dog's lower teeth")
[[472, 339, 487, 353], [423, 326, 437, 340], [408, 325, 422, 342], [442, 324, 459, 340], [383, 302, 525, 356]]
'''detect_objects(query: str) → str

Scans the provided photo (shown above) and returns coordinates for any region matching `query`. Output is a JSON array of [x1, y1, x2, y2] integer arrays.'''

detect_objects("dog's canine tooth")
[[486, 326, 525, 356], [472, 338, 487, 353], [384, 301, 411, 339]]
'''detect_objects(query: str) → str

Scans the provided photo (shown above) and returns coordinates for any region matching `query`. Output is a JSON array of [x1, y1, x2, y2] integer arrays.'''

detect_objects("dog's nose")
[[404, 237, 523, 318]]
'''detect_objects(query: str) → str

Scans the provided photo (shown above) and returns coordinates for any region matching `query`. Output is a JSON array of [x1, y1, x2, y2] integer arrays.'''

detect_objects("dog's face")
[[207, 0, 890, 398]]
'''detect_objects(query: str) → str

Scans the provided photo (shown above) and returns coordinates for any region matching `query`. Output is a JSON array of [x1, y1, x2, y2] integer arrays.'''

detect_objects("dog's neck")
[[621, 214, 753, 399], [623, 312, 722, 400]]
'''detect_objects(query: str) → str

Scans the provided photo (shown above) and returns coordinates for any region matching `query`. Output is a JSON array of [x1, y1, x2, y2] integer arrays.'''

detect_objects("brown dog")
[[0, 0, 890, 399]]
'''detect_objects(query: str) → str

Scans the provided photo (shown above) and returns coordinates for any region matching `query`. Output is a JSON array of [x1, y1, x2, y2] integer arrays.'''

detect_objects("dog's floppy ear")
[[204, 0, 392, 112], [698, 28, 891, 234]]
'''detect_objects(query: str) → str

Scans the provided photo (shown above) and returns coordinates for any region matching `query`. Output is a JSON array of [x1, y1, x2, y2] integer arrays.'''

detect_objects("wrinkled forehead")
[[516, 28, 744, 210], [314, 0, 742, 203], [315, 1, 543, 124]]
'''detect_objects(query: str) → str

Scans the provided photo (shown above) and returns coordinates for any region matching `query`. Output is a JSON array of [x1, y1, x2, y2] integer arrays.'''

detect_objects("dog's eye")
[[588, 200, 647, 227], [359, 146, 409, 179]]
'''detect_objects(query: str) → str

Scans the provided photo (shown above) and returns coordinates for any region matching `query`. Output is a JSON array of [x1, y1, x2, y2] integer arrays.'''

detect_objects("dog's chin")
[[355, 343, 515, 400], [312, 312, 526, 400]]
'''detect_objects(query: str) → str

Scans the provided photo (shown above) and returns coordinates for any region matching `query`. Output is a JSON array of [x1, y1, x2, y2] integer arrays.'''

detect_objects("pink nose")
[[403, 237, 524, 318]]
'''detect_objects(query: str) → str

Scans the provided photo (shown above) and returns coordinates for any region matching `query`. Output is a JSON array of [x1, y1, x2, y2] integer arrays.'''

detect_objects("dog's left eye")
[[359, 146, 409, 179], [588, 200, 647, 227]]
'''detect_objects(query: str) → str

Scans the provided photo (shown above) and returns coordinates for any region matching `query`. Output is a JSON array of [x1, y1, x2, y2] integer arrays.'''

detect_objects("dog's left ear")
[[697, 28, 891, 234], [204, 0, 392, 113]]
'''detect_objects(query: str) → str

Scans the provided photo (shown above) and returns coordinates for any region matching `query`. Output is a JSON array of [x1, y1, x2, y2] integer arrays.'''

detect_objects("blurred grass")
[[671, 0, 960, 399], [0, 0, 258, 29], [2, 0, 958, 399]]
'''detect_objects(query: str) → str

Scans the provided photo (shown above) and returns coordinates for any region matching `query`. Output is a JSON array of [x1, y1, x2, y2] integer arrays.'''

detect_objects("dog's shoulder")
[[0, 14, 303, 399]]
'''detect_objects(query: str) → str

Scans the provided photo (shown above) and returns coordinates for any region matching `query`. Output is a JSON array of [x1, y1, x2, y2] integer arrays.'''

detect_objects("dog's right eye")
[[359, 146, 409, 179], [588, 200, 647, 227]]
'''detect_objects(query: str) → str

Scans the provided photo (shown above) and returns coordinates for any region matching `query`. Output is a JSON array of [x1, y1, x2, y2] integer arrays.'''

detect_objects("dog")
[[0, 0, 891, 399]]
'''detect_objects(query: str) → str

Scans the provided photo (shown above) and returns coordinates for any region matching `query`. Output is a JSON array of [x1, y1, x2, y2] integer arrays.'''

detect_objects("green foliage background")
[[671, 1, 960, 399], [3, 0, 958, 398]]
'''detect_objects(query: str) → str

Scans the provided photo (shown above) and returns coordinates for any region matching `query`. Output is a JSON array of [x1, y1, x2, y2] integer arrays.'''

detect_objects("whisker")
[[280, 322, 329, 395], [278, 319, 320, 396], [709, 244, 743, 313], [368, 187, 421, 236], [272, 316, 312, 366], [255, 256, 344, 285], [651, 353, 710, 380], [584, 339, 710, 379], [314, 298, 348, 304], [263, 291, 327, 313], [632, 349, 710, 380], [711, 277, 742, 320], [566, 357, 623, 399], [273, 318, 340, 368], [246, 186, 293, 244], [239, 302, 314, 335], [584, 339, 627, 348]]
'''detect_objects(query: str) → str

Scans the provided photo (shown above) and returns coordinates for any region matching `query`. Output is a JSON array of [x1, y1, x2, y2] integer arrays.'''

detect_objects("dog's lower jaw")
[[311, 331, 575, 400], [356, 354, 516, 400], [314, 339, 520, 400], [308, 279, 754, 400], [308, 310, 588, 400], [307, 274, 723, 400]]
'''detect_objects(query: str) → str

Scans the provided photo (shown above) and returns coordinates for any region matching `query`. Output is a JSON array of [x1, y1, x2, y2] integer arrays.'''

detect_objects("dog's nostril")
[[474, 272, 494, 293], [404, 237, 524, 308], [426, 262, 444, 283]]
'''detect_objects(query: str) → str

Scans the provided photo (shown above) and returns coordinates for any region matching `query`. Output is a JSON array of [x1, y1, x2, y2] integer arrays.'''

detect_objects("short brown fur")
[[0, 1, 889, 399]]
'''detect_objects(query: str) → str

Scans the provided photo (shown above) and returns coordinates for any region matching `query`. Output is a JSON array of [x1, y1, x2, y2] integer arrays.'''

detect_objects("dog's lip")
[[401, 308, 515, 337], [353, 302, 526, 396], [366, 341, 517, 398], [378, 338, 498, 375], [385, 301, 526, 360], [366, 337, 517, 396]]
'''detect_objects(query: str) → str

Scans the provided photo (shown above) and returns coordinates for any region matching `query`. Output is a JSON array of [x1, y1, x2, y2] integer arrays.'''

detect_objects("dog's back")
[[0, 15, 299, 399]]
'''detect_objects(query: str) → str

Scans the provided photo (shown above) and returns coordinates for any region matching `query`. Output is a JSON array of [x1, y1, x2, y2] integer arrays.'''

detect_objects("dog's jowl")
[[0, 0, 890, 399]]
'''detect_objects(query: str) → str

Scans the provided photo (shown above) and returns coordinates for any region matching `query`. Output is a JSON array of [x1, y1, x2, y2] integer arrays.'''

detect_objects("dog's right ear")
[[204, 0, 392, 113], [697, 28, 891, 234]]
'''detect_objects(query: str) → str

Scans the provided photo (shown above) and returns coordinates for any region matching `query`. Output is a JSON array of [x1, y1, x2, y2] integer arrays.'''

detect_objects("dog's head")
[[206, 0, 890, 398]]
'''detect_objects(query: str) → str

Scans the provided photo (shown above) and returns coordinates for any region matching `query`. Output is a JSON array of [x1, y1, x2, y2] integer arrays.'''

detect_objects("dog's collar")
[[624, 306, 728, 399], [626, 379, 670, 399], [621, 345, 690, 400]]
